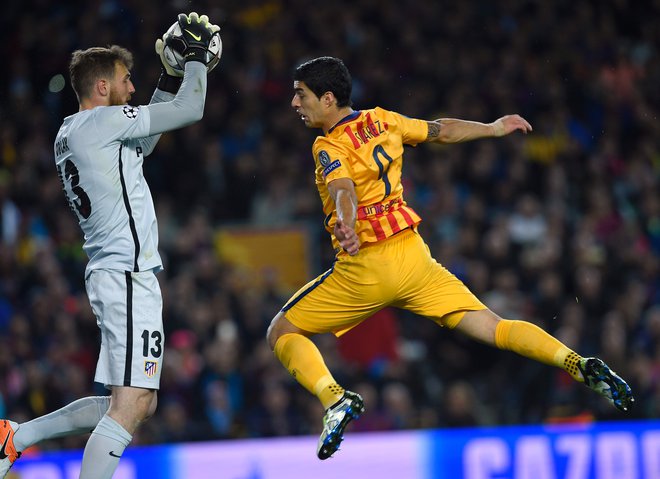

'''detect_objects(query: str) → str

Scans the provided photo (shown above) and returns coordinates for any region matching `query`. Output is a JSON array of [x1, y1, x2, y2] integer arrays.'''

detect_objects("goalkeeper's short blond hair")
[[69, 45, 133, 102]]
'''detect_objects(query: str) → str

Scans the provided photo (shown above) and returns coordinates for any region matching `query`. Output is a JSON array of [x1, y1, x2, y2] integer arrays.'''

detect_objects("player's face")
[[292, 81, 323, 128], [108, 61, 135, 106]]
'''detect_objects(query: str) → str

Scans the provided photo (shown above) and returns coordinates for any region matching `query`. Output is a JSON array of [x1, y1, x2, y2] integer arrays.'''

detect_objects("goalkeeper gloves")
[[168, 12, 220, 65], [155, 12, 221, 92], [155, 35, 182, 78], [155, 35, 183, 93]]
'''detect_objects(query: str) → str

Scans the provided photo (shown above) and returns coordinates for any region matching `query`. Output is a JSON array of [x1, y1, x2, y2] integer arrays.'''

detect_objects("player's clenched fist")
[[334, 218, 360, 256]]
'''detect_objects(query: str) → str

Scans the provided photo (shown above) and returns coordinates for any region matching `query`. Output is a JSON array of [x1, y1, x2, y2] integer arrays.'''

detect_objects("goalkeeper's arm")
[[143, 61, 207, 136], [140, 12, 217, 138], [138, 88, 175, 156]]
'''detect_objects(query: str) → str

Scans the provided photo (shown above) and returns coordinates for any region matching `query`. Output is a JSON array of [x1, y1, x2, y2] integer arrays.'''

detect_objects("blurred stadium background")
[[1, 0, 659, 477]]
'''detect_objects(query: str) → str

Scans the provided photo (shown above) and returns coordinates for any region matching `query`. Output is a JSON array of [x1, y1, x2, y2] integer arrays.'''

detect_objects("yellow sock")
[[273, 333, 345, 409], [495, 320, 584, 381]]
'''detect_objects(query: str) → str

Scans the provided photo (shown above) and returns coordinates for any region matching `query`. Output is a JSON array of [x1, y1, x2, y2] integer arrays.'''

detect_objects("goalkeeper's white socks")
[[79, 414, 132, 479], [13, 396, 110, 452]]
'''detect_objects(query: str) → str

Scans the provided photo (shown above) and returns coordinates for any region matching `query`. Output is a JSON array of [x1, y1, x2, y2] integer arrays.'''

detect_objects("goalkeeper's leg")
[[79, 387, 156, 479], [0, 396, 110, 477]]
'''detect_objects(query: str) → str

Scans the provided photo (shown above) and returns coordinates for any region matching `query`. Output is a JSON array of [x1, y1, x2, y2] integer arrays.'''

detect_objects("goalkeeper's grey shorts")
[[86, 269, 163, 390]]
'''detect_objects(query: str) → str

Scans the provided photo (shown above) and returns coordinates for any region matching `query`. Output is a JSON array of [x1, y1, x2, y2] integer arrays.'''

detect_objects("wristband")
[[157, 70, 183, 94], [183, 47, 207, 64]]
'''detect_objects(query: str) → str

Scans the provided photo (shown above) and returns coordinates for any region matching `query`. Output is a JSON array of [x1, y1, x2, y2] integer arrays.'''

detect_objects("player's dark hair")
[[294, 56, 353, 107], [69, 45, 133, 102]]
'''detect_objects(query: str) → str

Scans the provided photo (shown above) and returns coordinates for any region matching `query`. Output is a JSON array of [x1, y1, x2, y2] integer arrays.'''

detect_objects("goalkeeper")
[[0, 12, 220, 479]]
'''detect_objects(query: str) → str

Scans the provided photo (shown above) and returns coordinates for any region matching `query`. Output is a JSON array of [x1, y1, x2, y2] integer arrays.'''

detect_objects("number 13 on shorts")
[[86, 269, 164, 389]]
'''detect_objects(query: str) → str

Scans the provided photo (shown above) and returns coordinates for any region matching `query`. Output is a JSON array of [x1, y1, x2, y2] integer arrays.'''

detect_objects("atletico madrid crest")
[[144, 361, 158, 378]]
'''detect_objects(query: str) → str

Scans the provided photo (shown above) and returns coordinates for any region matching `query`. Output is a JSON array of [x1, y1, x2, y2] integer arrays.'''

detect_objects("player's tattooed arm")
[[425, 121, 441, 142], [425, 118, 507, 143], [426, 116, 531, 144]]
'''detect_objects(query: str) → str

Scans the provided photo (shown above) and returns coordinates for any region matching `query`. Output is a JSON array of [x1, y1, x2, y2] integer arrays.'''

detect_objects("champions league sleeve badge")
[[122, 106, 139, 119], [319, 150, 341, 177], [318, 150, 331, 167]]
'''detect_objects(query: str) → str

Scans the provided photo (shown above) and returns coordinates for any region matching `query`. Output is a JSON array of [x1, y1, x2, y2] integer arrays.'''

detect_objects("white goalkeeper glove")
[[155, 35, 181, 78], [155, 13, 221, 77]]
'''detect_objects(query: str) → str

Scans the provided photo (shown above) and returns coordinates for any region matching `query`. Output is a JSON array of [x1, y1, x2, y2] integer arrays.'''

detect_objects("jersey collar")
[[327, 111, 361, 135]]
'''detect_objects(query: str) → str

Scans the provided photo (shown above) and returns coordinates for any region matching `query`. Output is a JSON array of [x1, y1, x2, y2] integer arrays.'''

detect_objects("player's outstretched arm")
[[425, 114, 532, 144]]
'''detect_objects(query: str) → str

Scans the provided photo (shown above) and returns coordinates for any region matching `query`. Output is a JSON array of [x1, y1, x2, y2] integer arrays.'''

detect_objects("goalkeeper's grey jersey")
[[54, 61, 207, 276], [55, 104, 162, 275]]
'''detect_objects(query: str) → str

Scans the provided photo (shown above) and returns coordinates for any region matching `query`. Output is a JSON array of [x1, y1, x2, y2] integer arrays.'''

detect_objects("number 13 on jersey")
[[57, 159, 92, 220]]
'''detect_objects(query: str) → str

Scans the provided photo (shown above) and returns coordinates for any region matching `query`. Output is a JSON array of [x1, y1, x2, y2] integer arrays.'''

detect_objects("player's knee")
[[133, 392, 157, 426], [130, 390, 158, 423], [455, 309, 503, 344], [266, 314, 282, 351], [267, 311, 310, 351], [144, 392, 158, 421], [108, 388, 157, 432], [267, 311, 296, 350]]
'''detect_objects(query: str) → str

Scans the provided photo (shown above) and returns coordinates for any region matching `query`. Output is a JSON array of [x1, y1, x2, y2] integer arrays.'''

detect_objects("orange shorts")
[[282, 229, 486, 336]]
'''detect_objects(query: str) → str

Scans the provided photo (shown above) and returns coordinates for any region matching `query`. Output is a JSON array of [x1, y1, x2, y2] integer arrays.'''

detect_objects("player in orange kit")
[[266, 56, 634, 460]]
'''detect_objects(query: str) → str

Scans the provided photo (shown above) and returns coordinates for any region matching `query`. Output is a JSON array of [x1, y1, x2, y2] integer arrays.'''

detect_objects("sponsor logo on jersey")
[[358, 198, 403, 218], [144, 360, 158, 378], [122, 106, 139, 119], [318, 150, 331, 167], [322, 160, 341, 177]]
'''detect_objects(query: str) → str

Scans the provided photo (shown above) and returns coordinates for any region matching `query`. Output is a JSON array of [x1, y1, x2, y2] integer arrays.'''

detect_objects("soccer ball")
[[162, 22, 222, 75]]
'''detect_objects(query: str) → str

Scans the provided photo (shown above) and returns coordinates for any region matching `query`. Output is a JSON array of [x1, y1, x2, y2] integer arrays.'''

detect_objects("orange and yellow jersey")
[[312, 107, 428, 251]]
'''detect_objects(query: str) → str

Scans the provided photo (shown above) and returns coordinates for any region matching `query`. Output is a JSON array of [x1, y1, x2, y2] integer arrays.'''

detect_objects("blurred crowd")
[[0, 0, 659, 452]]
